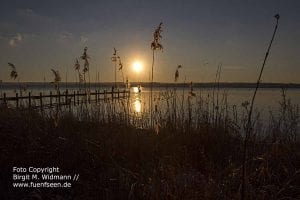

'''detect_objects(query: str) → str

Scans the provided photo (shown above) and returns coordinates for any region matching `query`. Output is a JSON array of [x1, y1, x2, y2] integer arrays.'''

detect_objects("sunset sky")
[[0, 0, 299, 83]]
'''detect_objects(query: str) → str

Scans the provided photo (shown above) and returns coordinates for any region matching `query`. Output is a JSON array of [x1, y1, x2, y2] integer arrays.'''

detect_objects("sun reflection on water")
[[132, 87, 139, 93], [133, 99, 142, 113], [132, 86, 142, 94]]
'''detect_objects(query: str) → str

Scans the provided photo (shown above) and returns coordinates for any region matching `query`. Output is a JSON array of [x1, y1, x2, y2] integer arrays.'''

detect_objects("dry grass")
[[0, 88, 298, 199]]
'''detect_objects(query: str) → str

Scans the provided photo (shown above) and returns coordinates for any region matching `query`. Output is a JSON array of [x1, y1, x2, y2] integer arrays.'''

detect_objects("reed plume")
[[80, 46, 90, 60], [80, 47, 90, 91], [118, 56, 125, 85], [8, 63, 18, 80], [111, 48, 118, 88], [174, 65, 182, 82], [51, 69, 61, 92], [74, 58, 80, 71], [8, 62, 23, 94], [74, 58, 83, 89], [83, 59, 89, 74], [118, 57, 123, 71], [151, 22, 163, 51]]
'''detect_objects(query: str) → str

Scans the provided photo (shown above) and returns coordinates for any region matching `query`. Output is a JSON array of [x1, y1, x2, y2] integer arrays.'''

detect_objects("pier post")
[[40, 92, 43, 111], [95, 90, 98, 103], [77, 91, 79, 105], [3, 93, 6, 105], [58, 91, 61, 107], [50, 91, 52, 107], [16, 93, 19, 108], [73, 91, 76, 106], [28, 92, 31, 108], [65, 89, 68, 105]]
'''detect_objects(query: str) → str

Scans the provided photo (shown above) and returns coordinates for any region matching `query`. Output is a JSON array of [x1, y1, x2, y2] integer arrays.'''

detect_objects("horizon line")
[[1, 81, 300, 84]]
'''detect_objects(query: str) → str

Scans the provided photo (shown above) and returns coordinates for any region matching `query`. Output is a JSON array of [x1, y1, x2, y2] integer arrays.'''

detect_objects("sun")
[[133, 61, 143, 73]]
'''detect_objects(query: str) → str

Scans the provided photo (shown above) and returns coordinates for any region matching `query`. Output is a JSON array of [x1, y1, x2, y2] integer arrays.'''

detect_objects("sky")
[[0, 0, 299, 83]]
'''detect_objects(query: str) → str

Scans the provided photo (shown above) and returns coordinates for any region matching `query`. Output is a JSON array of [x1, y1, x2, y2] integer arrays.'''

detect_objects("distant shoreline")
[[0, 82, 300, 89]]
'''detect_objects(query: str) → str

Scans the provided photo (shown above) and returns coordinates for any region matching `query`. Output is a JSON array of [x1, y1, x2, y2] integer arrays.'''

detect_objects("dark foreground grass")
[[0, 106, 299, 200]]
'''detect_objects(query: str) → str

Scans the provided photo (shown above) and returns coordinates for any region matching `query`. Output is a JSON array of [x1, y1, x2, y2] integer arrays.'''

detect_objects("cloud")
[[80, 36, 88, 43], [9, 33, 23, 46], [17, 8, 34, 16], [16, 8, 53, 24], [58, 31, 73, 40], [15, 8, 57, 34]]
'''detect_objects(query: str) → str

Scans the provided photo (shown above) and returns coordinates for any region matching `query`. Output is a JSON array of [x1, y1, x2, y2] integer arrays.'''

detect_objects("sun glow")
[[133, 61, 143, 73]]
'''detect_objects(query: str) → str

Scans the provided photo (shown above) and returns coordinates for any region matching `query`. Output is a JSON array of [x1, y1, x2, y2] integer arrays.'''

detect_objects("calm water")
[[1, 83, 299, 120], [132, 86, 299, 109]]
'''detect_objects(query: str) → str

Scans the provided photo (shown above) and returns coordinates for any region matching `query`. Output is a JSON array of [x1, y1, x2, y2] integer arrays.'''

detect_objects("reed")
[[74, 58, 83, 90], [173, 65, 182, 127], [118, 55, 125, 86], [111, 48, 125, 88], [80, 46, 90, 92], [8, 62, 18, 80], [111, 48, 118, 88], [150, 22, 163, 127], [241, 14, 280, 200], [8, 62, 23, 95], [50, 68, 61, 93], [0, 87, 298, 199]]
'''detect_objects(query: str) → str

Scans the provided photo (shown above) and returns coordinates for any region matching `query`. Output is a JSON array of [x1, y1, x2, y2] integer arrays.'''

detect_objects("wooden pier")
[[0, 88, 130, 109]]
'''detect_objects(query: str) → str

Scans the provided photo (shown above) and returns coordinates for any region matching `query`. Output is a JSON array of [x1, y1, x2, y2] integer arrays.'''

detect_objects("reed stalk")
[[241, 14, 280, 200], [150, 22, 163, 128]]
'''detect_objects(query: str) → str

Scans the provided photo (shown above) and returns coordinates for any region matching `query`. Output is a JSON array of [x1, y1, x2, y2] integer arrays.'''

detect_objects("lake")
[[0, 83, 299, 125]]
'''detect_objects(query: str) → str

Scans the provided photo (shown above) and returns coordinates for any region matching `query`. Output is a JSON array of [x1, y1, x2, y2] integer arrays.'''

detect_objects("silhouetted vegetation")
[[0, 88, 298, 199]]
